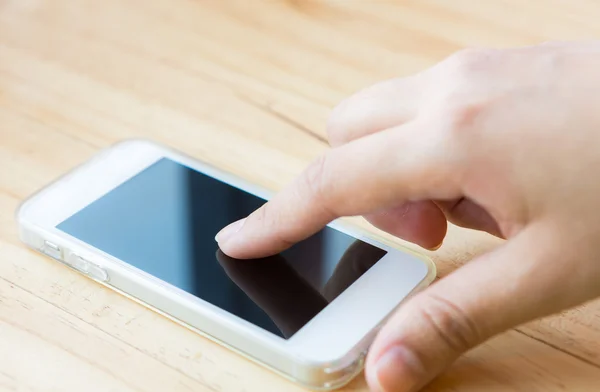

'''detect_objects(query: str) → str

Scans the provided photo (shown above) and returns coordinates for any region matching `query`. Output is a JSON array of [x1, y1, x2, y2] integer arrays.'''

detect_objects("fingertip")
[[365, 346, 423, 392], [365, 364, 384, 392], [215, 218, 288, 260], [426, 240, 444, 251], [365, 347, 383, 391], [215, 219, 258, 259], [215, 218, 246, 244]]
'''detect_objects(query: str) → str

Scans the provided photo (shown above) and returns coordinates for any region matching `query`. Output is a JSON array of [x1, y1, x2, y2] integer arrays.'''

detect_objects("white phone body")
[[17, 139, 436, 390]]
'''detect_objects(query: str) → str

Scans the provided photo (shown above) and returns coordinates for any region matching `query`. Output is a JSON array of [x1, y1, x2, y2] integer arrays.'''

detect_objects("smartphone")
[[17, 139, 436, 390]]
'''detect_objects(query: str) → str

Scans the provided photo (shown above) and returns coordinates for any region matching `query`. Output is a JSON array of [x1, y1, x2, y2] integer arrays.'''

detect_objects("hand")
[[216, 42, 600, 391]]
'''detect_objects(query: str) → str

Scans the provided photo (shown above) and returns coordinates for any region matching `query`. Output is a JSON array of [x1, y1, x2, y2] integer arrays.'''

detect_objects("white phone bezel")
[[17, 139, 436, 386]]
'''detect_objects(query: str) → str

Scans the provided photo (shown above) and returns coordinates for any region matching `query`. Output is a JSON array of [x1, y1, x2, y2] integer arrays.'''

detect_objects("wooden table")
[[1, 1, 600, 391]]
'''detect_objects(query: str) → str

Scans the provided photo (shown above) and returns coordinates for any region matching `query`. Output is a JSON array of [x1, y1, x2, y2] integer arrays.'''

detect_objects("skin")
[[216, 42, 600, 391]]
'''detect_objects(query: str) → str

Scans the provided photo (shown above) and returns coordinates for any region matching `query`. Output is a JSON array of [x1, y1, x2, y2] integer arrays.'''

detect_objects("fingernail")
[[215, 218, 246, 243], [368, 346, 422, 392], [428, 241, 443, 251]]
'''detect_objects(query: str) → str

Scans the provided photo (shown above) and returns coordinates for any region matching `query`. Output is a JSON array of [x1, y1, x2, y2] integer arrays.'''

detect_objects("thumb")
[[365, 223, 591, 392]]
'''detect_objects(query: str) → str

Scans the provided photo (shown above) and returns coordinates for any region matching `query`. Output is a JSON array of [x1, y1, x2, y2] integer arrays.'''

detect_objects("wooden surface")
[[2, 1, 600, 391]]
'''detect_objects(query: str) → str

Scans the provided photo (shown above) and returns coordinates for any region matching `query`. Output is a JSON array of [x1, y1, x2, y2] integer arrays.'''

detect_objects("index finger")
[[216, 121, 459, 259], [327, 76, 423, 147]]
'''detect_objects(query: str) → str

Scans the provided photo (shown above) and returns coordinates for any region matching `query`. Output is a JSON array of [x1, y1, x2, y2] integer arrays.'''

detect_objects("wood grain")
[[1, 0, 600, 390]]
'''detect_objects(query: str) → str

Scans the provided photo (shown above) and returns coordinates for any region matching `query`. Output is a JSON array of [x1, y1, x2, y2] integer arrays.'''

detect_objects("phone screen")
[[57, 158, 387, 339]]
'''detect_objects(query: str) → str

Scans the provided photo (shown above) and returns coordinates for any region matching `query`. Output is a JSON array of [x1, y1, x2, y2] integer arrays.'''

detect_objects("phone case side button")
[[42, 240, 62, 260], [66, 252, 109, 282], [87, 264, 109, 282]]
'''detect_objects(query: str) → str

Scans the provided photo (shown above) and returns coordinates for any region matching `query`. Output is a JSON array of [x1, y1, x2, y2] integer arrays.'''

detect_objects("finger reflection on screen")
[[216, 249, 329, 338], [323, 240, 388, 302]]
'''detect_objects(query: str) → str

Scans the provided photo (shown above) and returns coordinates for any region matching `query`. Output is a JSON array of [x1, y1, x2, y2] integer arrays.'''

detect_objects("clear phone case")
[[16, 139, 437, 390]]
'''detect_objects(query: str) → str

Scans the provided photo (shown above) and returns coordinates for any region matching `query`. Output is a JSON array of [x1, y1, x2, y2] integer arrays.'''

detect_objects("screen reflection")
[[216, 241, 386, 338]]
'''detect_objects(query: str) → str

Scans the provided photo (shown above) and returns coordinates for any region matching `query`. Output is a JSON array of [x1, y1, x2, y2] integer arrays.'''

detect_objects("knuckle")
[[327, 79, 396, 146], [446, 48, 496, 76], [443, 101, 489, 134], [303, 154, 330, 203], [327, 99, 354, 146], [414, 293, 482, 353], [302, 154, 337, 217], [429, 49, 497, 134]]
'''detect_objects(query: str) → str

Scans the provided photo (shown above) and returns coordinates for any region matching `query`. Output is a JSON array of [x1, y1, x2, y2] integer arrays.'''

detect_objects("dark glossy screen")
[[57, 158, 386, 338]]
